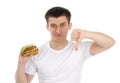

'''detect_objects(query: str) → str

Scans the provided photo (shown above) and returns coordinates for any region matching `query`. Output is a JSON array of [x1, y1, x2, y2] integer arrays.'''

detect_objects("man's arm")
[[84, 31, 115, 55], [15, 54, 34, 83], [71, 29, 115, 55]]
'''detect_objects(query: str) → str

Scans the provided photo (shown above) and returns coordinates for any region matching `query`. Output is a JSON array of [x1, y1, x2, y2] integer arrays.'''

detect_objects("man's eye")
[[60, 23, 66, 27], [51, 24, 57, 28]]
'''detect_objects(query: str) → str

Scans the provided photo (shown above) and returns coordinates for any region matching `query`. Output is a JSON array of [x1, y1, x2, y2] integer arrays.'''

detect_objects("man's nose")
[[56, 27, 61, 33]]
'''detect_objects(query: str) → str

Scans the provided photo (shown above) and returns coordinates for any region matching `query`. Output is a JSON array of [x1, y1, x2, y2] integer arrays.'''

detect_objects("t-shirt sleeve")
[[25, 57, 37, 75], [80, 41, 93, 60]]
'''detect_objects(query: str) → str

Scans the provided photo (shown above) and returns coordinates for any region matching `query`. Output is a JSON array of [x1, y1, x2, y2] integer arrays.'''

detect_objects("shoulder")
[[38, 42, 49, 50]]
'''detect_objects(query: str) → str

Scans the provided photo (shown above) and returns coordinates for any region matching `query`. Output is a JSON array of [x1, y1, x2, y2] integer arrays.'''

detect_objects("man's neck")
[[49, 40, 68, 50]]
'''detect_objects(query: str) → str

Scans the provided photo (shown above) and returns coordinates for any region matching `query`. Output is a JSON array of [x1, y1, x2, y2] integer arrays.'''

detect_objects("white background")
[[0, 0, 120, 83]]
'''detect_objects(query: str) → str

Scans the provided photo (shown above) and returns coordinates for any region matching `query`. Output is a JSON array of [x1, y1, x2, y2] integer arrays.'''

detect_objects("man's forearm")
[[15, 62, 27, 83], [84, 31, 115, 48]]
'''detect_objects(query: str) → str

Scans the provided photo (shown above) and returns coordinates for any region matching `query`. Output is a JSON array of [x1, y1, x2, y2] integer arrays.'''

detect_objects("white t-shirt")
[[25, 41, 93, 83]]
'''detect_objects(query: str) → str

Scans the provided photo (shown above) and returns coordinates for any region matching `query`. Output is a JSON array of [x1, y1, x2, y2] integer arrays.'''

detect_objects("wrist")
[[83, 30, 92, 38], [18, 61, 26, 66]]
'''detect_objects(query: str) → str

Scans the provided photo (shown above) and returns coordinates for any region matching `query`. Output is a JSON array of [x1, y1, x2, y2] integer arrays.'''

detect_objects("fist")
[[71, 29, 85, 51]]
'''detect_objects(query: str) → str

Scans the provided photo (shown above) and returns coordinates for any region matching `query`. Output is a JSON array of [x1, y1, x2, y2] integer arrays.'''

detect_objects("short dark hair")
[[45, 6, 71, 23]]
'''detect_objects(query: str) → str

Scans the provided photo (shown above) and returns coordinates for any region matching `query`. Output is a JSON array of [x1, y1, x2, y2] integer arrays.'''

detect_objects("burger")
[[21, 44, 39, 56]]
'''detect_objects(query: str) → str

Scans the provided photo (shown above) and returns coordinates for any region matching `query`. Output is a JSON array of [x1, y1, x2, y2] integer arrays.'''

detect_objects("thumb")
[[75, 36, 83, 51], [75, 38, 80, 51]]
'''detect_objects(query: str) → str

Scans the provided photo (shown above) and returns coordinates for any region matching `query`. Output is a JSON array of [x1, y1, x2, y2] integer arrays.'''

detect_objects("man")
[[15, 6, 115, 83]]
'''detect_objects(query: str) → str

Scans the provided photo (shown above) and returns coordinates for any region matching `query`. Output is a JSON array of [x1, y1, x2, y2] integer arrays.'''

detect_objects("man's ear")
[[68, 23, 72, 30], [46, 24, 49, 30]]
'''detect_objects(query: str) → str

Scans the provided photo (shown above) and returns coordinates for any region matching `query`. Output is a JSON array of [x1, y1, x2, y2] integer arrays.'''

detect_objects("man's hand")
[[16, 53, 33, 83], [71, 29, 85, 51], [18, 53, 33, 65]]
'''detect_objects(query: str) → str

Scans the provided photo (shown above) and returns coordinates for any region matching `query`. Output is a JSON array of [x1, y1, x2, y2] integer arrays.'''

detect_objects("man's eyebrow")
[[50, 23, 56, 25], [60, 22, 67, 24]]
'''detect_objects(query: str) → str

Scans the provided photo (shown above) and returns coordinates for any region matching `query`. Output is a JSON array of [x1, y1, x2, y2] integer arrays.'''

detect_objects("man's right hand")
[[18, 53, 33, 64], [16, 53, 33, 83]]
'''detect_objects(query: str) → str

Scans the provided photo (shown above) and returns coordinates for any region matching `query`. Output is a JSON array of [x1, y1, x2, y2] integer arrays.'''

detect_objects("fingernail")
[[75, 48, 78, 51]]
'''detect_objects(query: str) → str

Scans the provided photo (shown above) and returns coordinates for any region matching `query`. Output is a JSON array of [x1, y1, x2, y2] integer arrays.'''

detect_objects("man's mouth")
[[55, 34, 62, 37]]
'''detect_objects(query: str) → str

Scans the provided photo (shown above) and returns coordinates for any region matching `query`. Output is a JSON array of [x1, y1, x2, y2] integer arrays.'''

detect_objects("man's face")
[[46, 16, 72, 41]]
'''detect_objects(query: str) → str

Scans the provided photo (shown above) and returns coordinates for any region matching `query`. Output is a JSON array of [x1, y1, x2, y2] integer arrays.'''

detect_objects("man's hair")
[[45, 6, 71, 23]]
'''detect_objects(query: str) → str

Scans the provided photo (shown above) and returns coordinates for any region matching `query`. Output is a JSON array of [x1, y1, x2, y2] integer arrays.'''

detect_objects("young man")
[[15, 7, 115, 83]]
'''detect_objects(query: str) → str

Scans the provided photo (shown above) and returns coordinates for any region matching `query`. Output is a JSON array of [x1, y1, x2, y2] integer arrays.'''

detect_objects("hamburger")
[[21, 44, 39, 56]]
